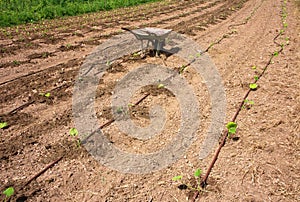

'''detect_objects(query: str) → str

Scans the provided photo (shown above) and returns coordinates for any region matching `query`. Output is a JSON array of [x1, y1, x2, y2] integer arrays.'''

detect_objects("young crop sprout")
[[172, 168, 207, 192], [249, 83, 258, 90], [273, 51, 279, 56], [69, 128, 81, 147], [179, 65, 187, 74], [0, 122, 8, 129], [243, 99, 254, 110], [44, 92, 51, 98], [106, 60, 111, 67], [39, 92, 51, 98], [116, 107, 123, 114], [226, 122, 237, 138], [157, 83, 165, 89], [3, 187, 14, 202], [128, 103, 135, 107]]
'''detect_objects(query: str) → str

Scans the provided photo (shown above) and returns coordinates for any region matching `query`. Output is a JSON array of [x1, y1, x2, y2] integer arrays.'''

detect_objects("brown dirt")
[[0, 0, 299, 201]]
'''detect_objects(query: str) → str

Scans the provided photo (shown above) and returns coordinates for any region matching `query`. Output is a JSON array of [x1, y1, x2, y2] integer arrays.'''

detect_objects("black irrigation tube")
[[0, 81, 74, 117], [191, 0, 288, 201], [228, 0, 266, 30], [3, 46, 201, 197], [0, 57, 81, 86]]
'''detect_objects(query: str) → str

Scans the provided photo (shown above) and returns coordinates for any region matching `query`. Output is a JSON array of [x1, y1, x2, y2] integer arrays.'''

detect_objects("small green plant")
[[251, 65, 257, 70], [226, 122, 237, 136], [44, 92, 51, 98], [285, 37, 290, 45], [172, 168, 206, 192], [243, 99, 254, 109], [273, 51, 279, 56], [172, 175, 182, 181], [249, 83, 258, 90], [128, 103, 135, 107], [69, 128, 78, 136], [280, 29, 285, 34], [106, 60, 111, 67], [13, 60, 20, 65], [157, 83, 165, 89], [116, 107, 123, 114], [254, 75, 259, 81], [66, 44, 72, 49], [196, 52, 202, 58], [0, 122, 8, 129], [3, 187, 14, 201], [132, 52, 140, 57], [69, 128, 81, 147], [179, 65, 186, 74], [39, 92, 51, 98]]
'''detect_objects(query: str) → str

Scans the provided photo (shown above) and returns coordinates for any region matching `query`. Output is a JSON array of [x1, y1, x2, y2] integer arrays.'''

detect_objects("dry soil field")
[[0, 0, 299, 201]]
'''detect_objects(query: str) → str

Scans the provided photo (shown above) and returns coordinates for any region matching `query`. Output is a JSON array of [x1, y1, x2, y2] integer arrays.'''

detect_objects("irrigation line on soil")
[[22, 156, 64, 189], [0, 58, 81, 86], [7, 100, 35, 115], [0, 0, 229, 87], [189, 1, 288, 201], [7, 156, 65, 202], [0, 82, 73, 117], [81, 54, 194, 143], [191, 49, 284, 202], [0, 0, 201, 84], [228, 0, 266, 30], [3, 1, 286, 199]]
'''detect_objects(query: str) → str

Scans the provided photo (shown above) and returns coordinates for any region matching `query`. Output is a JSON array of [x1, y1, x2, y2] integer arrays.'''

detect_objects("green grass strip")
[[0, 0, 161, 27]]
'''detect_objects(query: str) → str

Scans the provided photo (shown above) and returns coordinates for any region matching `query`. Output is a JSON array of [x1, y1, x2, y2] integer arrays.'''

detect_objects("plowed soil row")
[[0, 0, 299, 201]]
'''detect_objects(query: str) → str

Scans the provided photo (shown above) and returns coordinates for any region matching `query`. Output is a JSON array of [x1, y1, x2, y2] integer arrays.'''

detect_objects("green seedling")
[[132, 52, 140, 57], [116, 107, 123, 114], [172, 168, 206, 192], [273, 51, 279, 56], [128, 103, 135, 107], [3, 187, 14, 202], [179, 65, 186, 74], [106, 60, 111, 67], [69, 128, 78, 137], [39, 92, 51, 98], [13, 60, 20, 65], [251, 65, 257, 70], [244, 99, 254, 105], [69, 128, 81, 147], [157, 83, 165, 89], [285, 37, 290, 45], [226, 122, 237, 137], [44, 92, 51, 98], [249, 83, 258, 90], [279, 29, 285, 34], [194, 168, 202, 177], [172, 175, 183, 181], [188, 55, 194, 59], [243, 99, 254, 109], [254, 75, 259, 81], [66, 44, 72, 49], [0, 122, 8, 129], [283, 22, 288, 28]]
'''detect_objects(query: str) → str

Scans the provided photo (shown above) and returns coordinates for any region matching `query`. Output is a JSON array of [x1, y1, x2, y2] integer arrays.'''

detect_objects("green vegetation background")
[[0, 0, 159, 27]]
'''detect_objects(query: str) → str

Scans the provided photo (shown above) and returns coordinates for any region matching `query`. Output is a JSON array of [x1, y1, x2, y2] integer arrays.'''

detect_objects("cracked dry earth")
[[0, 0, 299, 201]]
